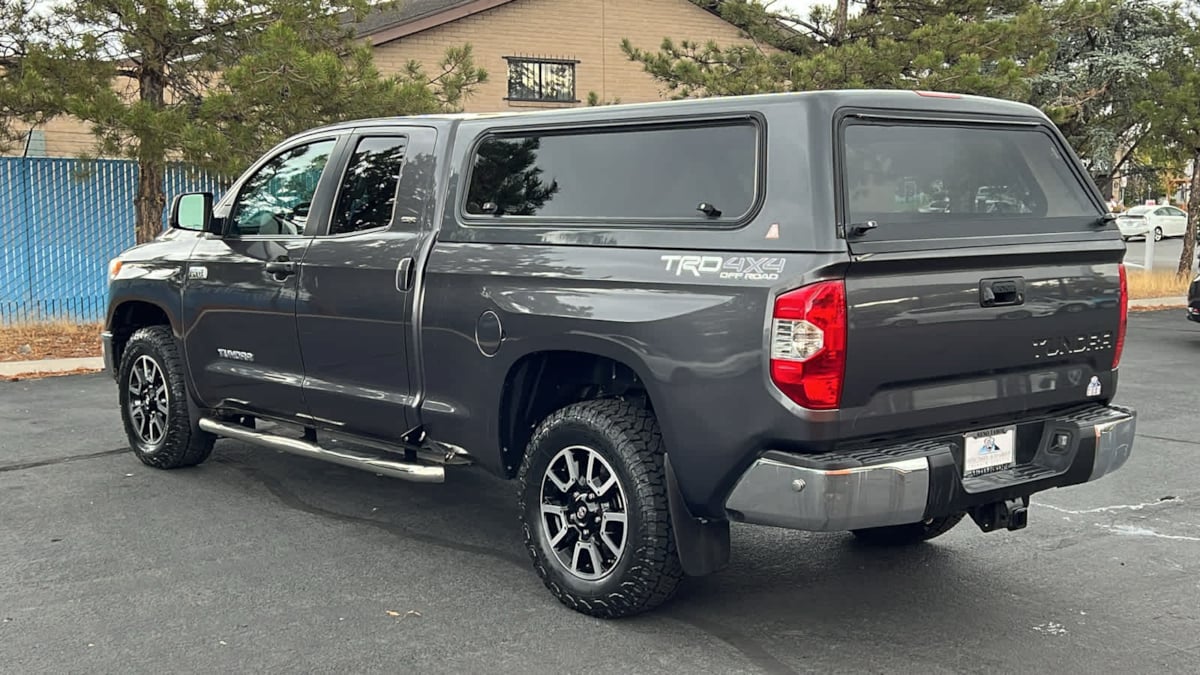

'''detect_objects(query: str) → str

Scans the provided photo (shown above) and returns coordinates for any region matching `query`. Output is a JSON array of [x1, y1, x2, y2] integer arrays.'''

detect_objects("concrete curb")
[[0, 356, 105, 377], [1130, 296, 1187, 309]]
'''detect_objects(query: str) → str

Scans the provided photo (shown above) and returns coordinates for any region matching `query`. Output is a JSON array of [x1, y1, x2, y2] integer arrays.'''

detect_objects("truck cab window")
[[229, 140, 335, 236], [330, 136, 409, 235]]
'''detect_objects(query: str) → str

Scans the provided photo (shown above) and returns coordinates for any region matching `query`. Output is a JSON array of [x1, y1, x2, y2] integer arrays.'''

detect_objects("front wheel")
[[851, 513, 965, 546], [1154, 226, 1164, 241], [118, 326, 214, 469], [518, 399, 683, 618]]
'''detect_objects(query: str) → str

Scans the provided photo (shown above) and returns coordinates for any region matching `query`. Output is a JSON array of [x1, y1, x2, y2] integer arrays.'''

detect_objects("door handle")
[[265, 256, 296, 278], [396, 257, 415, 292], [979, 277, 1025, 307]]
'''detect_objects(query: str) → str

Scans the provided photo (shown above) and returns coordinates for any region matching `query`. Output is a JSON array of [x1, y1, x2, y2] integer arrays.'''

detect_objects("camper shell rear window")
[[840, 120, 1101, 240]]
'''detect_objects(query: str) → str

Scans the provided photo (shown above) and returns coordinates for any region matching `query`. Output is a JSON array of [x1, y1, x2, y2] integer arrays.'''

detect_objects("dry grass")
[[1127, 269, 1192, 301], [1129, 304, 1184, 313], [0, 320, 104, 362]]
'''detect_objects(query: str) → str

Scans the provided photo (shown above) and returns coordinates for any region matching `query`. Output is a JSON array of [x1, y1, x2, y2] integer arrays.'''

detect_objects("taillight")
[[1114, 263, 1127, 369], [770, 280, 847, 409]]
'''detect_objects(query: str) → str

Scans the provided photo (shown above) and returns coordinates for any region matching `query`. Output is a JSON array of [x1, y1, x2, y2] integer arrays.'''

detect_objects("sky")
[[772, 0, 822, 15]]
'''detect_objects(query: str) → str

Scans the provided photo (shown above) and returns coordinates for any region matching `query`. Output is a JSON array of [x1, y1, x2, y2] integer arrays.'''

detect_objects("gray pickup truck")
[[103, 90, 1136, 618]]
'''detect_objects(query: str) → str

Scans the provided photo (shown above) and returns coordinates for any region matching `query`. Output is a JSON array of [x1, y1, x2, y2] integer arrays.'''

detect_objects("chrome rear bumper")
[[724, 406, 1136, 532], [725, 457, 929, 531]]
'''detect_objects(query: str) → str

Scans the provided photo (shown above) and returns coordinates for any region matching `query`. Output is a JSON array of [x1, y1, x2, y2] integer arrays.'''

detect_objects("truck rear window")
[[842, 122, 1098, 236]]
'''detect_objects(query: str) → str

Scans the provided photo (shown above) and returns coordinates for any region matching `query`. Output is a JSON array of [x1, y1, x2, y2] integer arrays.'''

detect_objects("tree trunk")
[[135, 160, 165, 244], [133, 3, 168, 245], [835, 0, 849, 40], [1095, 173, 1114, 202], [1178, 149, 1200, 278]]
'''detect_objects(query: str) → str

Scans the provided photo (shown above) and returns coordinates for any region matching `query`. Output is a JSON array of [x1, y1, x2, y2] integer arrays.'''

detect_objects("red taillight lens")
[[770, 280, 847, 410], [1114, 263, 1127, 369]]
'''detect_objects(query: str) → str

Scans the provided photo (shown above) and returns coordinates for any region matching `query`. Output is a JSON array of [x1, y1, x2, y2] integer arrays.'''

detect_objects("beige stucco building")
[[364, 0, 753, 110]]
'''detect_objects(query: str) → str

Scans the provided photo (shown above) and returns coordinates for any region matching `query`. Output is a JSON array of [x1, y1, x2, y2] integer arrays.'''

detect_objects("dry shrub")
[[0, 320, 104, 362], [1126, 269, 1192, 301]]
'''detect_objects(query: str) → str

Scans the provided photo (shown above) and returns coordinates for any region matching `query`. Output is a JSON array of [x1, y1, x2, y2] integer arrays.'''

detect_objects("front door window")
[[229, 140, 336, 236]]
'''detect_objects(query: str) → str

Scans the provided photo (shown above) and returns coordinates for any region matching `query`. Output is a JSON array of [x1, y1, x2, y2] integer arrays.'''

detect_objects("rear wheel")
[[851, 513, 965, 546], [518, 399, 683, 618], [118, 326, 214, 469]]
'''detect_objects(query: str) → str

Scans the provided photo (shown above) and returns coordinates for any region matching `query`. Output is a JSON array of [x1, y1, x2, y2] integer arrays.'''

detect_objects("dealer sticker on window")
[[963, 425, 1016, 477]]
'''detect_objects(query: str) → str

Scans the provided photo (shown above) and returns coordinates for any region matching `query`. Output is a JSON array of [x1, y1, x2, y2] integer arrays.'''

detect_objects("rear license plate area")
[[962, 425, 1016, 478]]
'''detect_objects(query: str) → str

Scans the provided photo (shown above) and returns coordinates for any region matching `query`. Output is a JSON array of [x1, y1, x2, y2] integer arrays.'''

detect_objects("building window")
[[505, 57, 578, 103]]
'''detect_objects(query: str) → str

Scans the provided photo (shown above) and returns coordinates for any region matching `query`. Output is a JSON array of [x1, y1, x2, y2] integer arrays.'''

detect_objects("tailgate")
[[842, 250, 1123, 418], [835, 111, 1126, 431]]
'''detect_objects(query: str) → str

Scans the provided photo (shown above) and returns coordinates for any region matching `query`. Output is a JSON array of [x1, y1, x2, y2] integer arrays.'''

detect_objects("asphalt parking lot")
[[1123, 236, 1196, 273], [2, 310, 1198, 674]]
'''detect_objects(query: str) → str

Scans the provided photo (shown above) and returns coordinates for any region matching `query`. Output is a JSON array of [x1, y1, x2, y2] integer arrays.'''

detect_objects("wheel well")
[[499, 351, 650, 477], [109, 301, 171, 368]]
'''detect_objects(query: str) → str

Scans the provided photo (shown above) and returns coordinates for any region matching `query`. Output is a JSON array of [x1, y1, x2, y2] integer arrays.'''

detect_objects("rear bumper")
[[724, 405, 1136, 532]]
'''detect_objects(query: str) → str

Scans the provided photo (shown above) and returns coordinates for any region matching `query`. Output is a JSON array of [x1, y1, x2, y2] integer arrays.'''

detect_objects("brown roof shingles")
[[352, 0, 476, 35]]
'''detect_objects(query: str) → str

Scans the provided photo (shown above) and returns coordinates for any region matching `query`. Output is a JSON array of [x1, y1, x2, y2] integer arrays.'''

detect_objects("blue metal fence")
[[0, 157, 225, 323]]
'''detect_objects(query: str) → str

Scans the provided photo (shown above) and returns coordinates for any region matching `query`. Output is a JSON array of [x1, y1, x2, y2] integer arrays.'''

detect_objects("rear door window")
[[330, 136, 408, 235], [841, 122, 1100, 241]]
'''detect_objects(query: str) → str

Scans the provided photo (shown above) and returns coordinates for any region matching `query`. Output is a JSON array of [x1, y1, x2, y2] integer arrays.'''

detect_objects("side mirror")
[[169, 192, 214, 232]]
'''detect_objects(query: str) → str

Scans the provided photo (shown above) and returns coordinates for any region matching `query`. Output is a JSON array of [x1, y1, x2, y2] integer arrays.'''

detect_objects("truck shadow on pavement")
[[209, 440, 1041, 672]]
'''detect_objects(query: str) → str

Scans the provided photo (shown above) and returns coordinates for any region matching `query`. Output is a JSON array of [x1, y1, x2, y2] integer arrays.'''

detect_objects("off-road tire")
[[118, 325, 214, 469], [518, 399, 683, 618], [851, 512, 966, 546]]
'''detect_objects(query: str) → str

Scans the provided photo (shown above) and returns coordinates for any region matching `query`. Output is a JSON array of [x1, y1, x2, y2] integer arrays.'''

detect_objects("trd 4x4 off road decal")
[[660, 255, 786, 281]]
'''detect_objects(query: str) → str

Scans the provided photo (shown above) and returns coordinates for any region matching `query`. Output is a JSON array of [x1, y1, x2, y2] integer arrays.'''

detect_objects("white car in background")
[[1116, 205, 1189, 241]]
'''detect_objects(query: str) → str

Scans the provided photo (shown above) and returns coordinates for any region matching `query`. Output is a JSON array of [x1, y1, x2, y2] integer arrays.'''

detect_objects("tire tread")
[[517, 398, 683, 618], [118, 325, 213, 469]]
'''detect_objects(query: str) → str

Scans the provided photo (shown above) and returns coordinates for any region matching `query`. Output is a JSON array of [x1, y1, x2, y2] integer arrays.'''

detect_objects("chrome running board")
[[198, 418, 445, 483]]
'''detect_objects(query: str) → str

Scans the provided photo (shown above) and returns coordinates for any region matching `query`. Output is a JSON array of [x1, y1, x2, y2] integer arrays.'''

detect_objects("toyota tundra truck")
[[102, 90, 1136, 618]]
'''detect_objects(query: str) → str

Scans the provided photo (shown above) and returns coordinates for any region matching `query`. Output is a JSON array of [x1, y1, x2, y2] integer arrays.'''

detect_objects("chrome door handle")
[[396, 257, 414, 291]]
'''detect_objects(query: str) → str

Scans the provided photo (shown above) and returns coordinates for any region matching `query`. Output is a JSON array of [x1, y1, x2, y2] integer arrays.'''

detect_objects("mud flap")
[[665, 455, 730, 577]]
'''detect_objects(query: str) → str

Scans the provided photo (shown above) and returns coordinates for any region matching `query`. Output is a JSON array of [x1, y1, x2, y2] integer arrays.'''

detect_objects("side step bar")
[[198, 418, 445, 483]]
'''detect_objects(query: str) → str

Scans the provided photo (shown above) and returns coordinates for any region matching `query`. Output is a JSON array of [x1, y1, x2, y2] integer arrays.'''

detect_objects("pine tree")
[[1138, 9, 1200, 277], [622, 0, 1053, 101], [1031, 0, 1181, 197], [0, 1, 486, 244]]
